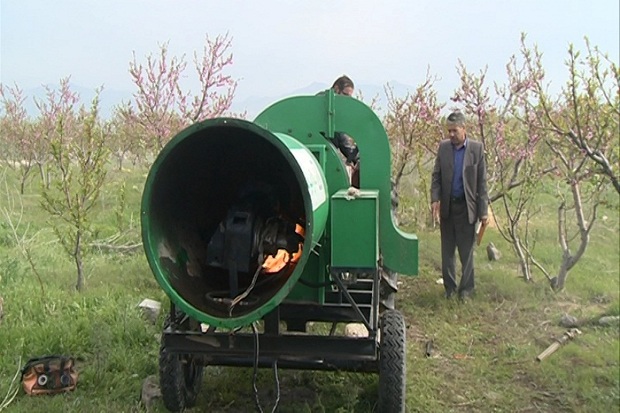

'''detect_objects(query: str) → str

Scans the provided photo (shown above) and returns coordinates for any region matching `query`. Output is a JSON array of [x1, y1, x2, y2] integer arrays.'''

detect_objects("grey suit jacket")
[[431, 138, 489, 224]]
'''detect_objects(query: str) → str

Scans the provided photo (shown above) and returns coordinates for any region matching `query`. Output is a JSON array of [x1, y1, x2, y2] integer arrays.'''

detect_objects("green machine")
[[141, 90, 418, 412]]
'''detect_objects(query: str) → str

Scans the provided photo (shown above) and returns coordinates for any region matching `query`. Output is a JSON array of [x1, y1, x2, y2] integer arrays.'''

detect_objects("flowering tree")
[[384, 72, 445, 189], [0, 84, 35, 193], [383, 72, 444, 226], [108, 102, 146, 169], [535, 39, 619, 194], [451, 44, 554, 282], [127, 33, 239, 153], [33, 77, 80, 189], [520, 37, 619, 290], [41, 88, 109, 291], [128, 42, 185, 151], [451, 60, 546, 203], [181, 33, 238, 123]]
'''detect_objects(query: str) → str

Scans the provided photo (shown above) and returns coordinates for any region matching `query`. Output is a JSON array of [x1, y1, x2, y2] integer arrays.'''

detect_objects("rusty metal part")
[[536, 328, 582, 362]]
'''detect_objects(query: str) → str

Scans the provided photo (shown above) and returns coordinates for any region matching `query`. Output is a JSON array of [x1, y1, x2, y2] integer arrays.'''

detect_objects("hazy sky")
[[1, 0, 619, 105]]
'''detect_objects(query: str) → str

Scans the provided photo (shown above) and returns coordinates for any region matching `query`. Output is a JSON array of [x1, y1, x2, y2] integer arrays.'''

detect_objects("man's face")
[[447, 124, 466, 147], [337, 86, 354, 96]]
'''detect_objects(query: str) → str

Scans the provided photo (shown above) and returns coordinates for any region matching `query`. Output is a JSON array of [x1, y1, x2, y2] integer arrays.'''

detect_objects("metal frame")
[[162, 269, 381, 373]]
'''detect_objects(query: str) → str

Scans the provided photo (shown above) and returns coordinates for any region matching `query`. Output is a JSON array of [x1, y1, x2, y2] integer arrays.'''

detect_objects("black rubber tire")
[[378, 309, 406, 413], [159, 317, 204, 411]]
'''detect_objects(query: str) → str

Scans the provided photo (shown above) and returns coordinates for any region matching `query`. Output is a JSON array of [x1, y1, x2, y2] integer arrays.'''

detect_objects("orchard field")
[[1, 33, 618, 412], [0, 166, 618, 412]]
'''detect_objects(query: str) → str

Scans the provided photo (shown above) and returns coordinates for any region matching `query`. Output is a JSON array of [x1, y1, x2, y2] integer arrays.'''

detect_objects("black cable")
[[229, 220, 282, 316], [252, 322, 264, 413], [228, 265, 262, 316], [251, 322, 281, 413], [329, 322, 338, 336]]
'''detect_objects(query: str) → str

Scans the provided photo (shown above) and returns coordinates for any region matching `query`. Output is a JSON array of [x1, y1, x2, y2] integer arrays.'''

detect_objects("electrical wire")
[[251, 322, 281, 413], [228, 264, 262, 317], [0, 355, 21, 411], [228, 218, 276, 317], [229, 216, 300, 316], [251, 322, 264, 413], [270, 360, 280, 413]]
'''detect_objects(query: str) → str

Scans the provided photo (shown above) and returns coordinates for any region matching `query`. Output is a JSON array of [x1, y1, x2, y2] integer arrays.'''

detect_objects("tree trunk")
[[19, 166, 31, 195], [38, 163, 46, 188], [74, 231, 84, 291], [514, 237, 532, 281], [553, 181, 593, 291], [554, 259, 571, 291]]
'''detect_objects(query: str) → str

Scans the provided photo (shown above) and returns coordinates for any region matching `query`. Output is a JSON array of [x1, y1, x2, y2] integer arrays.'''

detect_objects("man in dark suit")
[[431, 111, 488, 300]]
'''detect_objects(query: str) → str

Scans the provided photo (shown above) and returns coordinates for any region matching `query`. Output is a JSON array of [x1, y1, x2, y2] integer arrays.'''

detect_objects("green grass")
[[0, 165, 618, 412]]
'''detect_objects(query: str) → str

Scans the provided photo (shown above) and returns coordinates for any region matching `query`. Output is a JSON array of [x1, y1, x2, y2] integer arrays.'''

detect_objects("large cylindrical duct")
[[141, 118, 328, 329]]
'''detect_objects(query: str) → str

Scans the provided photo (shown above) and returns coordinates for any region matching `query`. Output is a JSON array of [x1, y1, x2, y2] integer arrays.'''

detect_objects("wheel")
[[159, 316, 204, 412], [378, 309, 406, 413], [159, 346, 204, 411]]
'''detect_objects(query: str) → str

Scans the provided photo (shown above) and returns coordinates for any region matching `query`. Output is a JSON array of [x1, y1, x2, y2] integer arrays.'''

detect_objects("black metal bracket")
[[328, 269, 379, 334]]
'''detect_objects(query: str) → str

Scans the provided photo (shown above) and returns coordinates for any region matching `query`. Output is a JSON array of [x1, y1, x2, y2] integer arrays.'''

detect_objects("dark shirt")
[[451, 139, 467, 198], [333, 132, 359, 164]]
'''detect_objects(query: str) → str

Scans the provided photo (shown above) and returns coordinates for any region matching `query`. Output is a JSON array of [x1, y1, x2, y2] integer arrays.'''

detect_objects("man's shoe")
[[444, 289, 456, 299], [458, 289, 475, 302]]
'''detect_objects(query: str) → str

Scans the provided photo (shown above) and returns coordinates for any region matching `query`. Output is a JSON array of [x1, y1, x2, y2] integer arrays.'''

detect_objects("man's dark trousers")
[[440, 198, 476, 295]]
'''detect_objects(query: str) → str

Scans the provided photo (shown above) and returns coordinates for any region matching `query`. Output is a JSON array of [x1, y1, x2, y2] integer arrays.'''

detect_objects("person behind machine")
[[327, 75, 360, 186]]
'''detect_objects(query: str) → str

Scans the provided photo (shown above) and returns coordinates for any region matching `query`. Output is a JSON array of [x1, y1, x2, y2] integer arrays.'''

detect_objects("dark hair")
[[446, 111, 466, 126], [331, 75, 354, 93]]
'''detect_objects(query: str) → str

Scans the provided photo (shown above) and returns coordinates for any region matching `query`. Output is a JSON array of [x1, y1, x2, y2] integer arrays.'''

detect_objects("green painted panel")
[[255, 91, 419, 275], [331, 190, 379, 270]]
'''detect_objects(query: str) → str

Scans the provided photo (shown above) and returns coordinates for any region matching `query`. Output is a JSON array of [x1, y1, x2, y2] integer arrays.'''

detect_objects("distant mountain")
[[15, 80, 420, 121]]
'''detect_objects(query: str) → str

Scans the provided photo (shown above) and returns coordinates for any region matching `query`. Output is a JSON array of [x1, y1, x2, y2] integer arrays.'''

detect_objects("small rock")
[[559, 313, 579, 328], [141, 375, 161, 412], [345, 187, 361, 200], [138, 299, 162, 324], [486, 242, 501, 261], [485, 390, 501, 401], [424, 339, 434, 357], [344, 323, 368, 337], [598, 316, 620, 327]]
